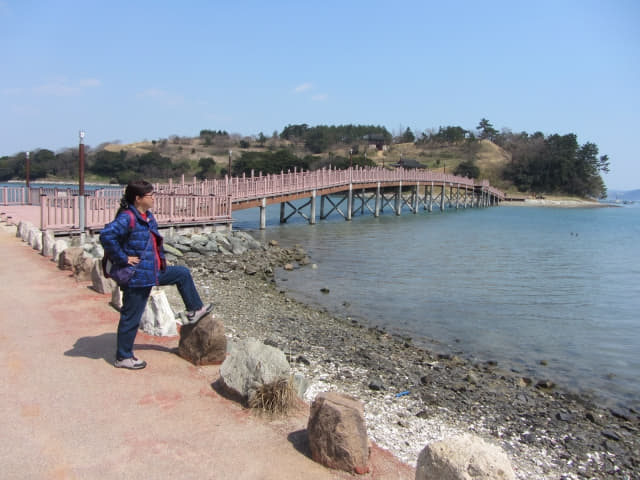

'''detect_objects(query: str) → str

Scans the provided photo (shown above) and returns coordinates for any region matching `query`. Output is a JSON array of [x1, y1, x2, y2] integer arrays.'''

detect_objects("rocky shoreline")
[[156, 231, 638, 480]]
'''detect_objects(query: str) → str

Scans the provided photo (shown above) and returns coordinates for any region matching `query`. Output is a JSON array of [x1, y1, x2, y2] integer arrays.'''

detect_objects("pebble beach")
[[160, 235, 639, 480]]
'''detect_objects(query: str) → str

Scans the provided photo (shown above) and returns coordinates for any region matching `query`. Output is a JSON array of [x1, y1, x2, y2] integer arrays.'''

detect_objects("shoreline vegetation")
[[159, 235, 638, 480]]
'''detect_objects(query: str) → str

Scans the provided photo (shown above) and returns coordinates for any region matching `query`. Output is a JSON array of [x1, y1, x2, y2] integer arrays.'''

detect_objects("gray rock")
[[17, 220, 34, 240], [234, 231, 262, 250], [209, 232, 231, 249], [416, 433, 515, 480], [173, 243, 192, 252], [52, 239, 69, 262], [140, 289, 178, 337], [41, 230, 56, 257], [292, 373, 310, 398], [307, 391, 370, 474], [219, 337, 290, 400], [163, 243, 183, 257], [368, 377, 385, 391], [91, 259, 116, 294], [229, 236, 247, 255], [556, 412, 573, 422], [190, 233, 208, 244], [29, 228, 42, 251], [193, 241, 218, 254]]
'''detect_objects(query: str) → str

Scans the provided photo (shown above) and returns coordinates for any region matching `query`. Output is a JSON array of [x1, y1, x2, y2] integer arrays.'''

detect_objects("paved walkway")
[[0, 224, 414, 480]]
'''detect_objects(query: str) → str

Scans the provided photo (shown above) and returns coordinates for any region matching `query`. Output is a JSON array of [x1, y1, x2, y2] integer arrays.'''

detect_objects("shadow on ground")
[[288, 429, 312, 458], [65, 333, 177, 365]]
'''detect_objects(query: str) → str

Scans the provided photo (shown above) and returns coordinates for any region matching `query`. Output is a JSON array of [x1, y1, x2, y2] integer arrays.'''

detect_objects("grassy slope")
[[102, 136, 518, 191]]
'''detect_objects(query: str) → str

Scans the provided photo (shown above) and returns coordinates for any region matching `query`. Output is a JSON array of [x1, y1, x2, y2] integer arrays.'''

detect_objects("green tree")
[[196, 157, 216, 179], [304, 128, 330, 153], [401, 127, 415, 143], [477, 118, 498, 141], [454, 160, 480, 178]]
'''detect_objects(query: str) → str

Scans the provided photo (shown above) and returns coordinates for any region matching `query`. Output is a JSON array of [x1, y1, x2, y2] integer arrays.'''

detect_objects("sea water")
[[233, 202, 640, 410]]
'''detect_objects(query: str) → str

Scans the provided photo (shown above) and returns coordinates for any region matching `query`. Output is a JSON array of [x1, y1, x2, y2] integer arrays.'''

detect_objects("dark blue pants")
[[116, 266, 204, 360]]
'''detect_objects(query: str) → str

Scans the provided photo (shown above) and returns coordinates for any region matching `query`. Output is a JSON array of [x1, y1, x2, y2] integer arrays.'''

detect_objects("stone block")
[[140, 289, 178, 336], [91, 259, 117, 294], [178, 315, 226, 365], [219, 337, 289, 398], [307, 391, 370, 474]]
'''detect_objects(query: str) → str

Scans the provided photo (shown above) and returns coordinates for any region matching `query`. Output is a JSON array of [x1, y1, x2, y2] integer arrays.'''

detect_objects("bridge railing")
[[145, 166, 499, 202], [22, 166, 504, 230], [1, 187, 27, 205], [185, 167, 483, 203], [39, 192, 232, 231]]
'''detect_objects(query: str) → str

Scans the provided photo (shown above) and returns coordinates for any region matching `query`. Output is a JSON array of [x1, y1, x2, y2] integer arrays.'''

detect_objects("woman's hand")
[[127, 256, 140, 266]]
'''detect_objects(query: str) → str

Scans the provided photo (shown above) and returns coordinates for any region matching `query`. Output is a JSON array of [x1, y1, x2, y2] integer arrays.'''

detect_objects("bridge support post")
[[455, 185, 460, 209], [395, 182, 402, 215], [259, 197, 267, 229], [347, 183, 353, 221], [413, 182, 419, 213], [310, 190, 317, 224], [374, 182, 380, 217], [440, 184, 445, 211], [361, 188, 365, 214], [279, 202, 286, 223], [320, 195, 325, 218], [428, 182, 433, 212]]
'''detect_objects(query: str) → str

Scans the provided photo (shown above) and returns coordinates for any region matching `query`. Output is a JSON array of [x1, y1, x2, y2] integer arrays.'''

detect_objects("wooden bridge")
[[0, 166, 504, 234]]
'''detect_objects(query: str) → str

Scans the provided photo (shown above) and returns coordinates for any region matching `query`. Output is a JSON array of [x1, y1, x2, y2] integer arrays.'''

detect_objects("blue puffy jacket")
[[99, 206, 166, 288]]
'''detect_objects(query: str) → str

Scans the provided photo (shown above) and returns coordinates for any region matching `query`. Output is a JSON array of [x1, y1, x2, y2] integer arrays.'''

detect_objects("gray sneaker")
[[114, 356, 147, 370], [185, 303, 214, 325]]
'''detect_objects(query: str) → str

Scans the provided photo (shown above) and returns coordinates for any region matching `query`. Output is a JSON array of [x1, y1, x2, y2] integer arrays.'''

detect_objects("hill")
[[101, 135, 514, 189]]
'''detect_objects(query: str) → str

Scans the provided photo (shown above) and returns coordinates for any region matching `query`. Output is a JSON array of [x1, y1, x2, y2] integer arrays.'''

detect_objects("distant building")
[[363, 134, 388, 151], [391, 158, 424, 169]]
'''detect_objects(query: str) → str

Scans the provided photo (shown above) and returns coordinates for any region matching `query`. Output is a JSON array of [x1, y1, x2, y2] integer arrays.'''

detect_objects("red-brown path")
[[0, 223, 414, 480]]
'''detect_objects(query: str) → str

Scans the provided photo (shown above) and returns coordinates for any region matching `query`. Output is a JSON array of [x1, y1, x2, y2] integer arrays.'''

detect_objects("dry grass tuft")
[[249, 377, 297, 415]]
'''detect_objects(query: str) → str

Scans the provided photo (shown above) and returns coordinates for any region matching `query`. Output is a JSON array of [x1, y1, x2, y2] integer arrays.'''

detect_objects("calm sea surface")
[[233, 202, 640, 410]]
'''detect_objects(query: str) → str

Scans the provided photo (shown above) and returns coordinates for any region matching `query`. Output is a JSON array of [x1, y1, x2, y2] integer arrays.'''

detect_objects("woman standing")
[[100, 180, 213, 370]]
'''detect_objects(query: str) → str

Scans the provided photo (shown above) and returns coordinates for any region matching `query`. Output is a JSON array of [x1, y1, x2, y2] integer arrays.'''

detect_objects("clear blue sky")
[[1, 0, 638, 190]]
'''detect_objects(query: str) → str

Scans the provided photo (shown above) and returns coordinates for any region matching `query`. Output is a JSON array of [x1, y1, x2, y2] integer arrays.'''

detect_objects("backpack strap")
[[125, 209, 136, 230]]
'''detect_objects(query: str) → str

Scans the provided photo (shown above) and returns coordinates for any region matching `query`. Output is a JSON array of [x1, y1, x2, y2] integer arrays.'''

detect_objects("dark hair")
[[115, 180, 153, 217]]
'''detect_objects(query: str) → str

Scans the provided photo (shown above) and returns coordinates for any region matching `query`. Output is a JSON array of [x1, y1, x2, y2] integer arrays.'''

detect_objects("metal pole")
[[79, 130, 86, 232], [25, 151, 31, 204], [228, 149, 232, 177], [25, 151, 31, 189]]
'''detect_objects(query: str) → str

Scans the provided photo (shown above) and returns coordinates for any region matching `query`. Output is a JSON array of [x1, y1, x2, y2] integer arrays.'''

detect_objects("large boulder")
[[307, 391, 370, 474], [219, 337, 289, 400], [29, 228, 43, 251], [42, 230, 55, 257], [58, 246, 86, 273], [178, 314, 226, 365], [91, 259, 116, 294], [415, 434, 515, 480], [51, 239, 70, 263], [140, 289, 178, 336], [17, 220, 34, 240]]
